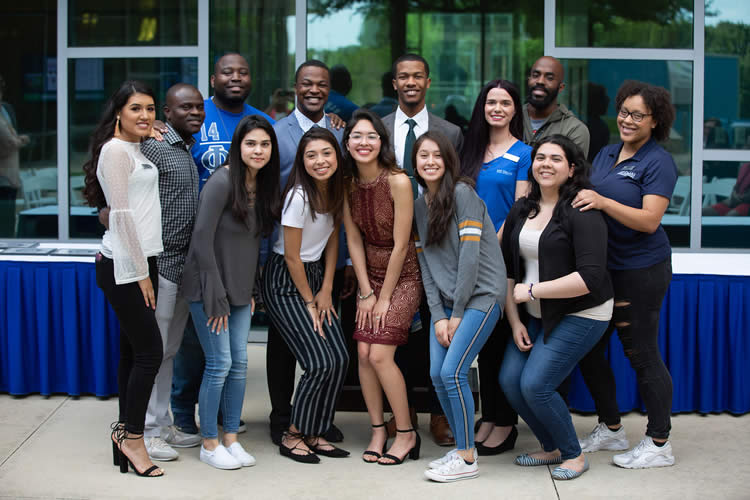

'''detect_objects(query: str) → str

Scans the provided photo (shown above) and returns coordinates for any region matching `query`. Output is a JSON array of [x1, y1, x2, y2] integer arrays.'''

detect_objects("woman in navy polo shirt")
[[572, 80, 678, 469], [460, 79, 531, 455]]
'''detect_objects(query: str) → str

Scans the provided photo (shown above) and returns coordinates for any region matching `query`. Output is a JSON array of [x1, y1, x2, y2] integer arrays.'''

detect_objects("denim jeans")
[[500, 315, 608, 460], [190, 302, 252, 439], [170, 319, 204, 434], [429, 305, 500, 450]]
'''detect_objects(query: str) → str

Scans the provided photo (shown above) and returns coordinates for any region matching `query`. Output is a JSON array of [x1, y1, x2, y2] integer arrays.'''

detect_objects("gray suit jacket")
[[382, 109, 464, 160], [273, 112, 344, 188]]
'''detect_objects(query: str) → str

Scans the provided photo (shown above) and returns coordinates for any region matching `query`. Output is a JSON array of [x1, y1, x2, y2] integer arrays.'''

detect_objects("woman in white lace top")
[[83, 80, 165, 478]]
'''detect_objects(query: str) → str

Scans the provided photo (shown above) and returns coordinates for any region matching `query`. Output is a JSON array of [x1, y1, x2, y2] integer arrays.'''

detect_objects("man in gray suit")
[[267, 60, 349, 446], [383, 53, 462, 446]]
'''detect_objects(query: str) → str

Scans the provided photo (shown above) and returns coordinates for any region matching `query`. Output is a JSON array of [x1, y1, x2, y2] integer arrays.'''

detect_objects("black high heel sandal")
[[112, 426, 164, 477], [362, 423, 388, 463], [377, 428, 420, 465], [110, 422, 124, 466]]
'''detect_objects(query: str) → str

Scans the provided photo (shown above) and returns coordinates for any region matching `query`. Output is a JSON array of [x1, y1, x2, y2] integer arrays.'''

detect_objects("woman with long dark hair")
[[412, 131, 506, 482], [261, 127, 350, 464], [181, 115, 280, 469], [84, 80, 164, 477], [460, 79, 531, 455], [573, 81, 678, 469], [340, 109, 422, 464], [499, 134, 613, 481]]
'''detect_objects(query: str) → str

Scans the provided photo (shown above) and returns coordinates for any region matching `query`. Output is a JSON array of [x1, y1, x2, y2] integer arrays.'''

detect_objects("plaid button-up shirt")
[[141, 123, 199, 285]]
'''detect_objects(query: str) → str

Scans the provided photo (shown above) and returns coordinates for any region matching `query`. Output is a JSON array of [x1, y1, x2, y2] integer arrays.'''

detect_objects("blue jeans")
[[170, 319, 204, 434], [429, 304, 500, 450], [190, 302, 252, 439], [499, 315, 608, 460]]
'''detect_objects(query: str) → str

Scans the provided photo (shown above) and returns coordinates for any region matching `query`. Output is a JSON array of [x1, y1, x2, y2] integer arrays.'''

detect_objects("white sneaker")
[[200, 444, 242, 470], [161, 425, 201, 448], [427, 448, 478, 469], [613, 437, 675, 469], [424, 453, 479, 483], [145, 436, 179, 461], [226, 442, 256, 467], [578, 422, 629, 452]]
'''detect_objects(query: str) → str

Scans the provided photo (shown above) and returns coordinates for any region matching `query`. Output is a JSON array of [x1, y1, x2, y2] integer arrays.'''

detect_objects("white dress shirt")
[[393, 105, 429, 168], [294, 108, 327, 133]]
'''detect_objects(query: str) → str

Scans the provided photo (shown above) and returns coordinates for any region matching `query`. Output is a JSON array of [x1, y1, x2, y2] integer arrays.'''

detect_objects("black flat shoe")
[[477, 425, 518, 456], [279, 431, 320, 464], [378, 428, 420, 466], [362, 423, 387, 463], [306, 437, 350, 458]]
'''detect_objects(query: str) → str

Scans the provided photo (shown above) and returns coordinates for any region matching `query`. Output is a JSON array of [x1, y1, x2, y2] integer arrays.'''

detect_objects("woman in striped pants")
[[261, 127, 350, 464]]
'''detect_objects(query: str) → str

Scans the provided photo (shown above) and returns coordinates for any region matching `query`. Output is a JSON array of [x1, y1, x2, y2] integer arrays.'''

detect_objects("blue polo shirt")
[[590, 138, 678, 270], [191, 99, 274, 191], [475, 140, 532, 231]]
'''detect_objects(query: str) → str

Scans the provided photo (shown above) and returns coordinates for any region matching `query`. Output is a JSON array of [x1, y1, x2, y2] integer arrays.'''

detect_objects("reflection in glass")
[[69, 1, 198, 47], [68, 58, 197, 238], [701, 161, 750, 248], [210, 0, 296, 121], [559, 59, 693, 248], [1, 2, 57, 239], [307, 1, 542, 127], [705, 1, 750, 149], [556, 0, 693, 49]]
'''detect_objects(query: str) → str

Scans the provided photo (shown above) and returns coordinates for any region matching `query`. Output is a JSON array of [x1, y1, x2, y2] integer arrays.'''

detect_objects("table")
[[16, 206, 102, 239]]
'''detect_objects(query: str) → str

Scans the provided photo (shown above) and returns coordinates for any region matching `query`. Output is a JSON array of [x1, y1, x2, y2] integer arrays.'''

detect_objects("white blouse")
[[97, 138, 163, 284]]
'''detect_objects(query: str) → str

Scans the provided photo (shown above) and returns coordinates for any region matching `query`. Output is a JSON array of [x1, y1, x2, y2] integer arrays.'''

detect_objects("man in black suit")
[[383, 53, 463, 446]]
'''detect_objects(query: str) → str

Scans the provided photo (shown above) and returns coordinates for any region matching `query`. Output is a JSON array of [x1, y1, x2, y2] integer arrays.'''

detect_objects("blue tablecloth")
[[1, 260, 749, 414]]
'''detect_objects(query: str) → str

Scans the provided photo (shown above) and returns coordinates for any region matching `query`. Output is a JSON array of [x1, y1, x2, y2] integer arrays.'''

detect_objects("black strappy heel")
[[362, 423, 388, 463], [378, 428, 421, 465], [112, 425, 164, 477]]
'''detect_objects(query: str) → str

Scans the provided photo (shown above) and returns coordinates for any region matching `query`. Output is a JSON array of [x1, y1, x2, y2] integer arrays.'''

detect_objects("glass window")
[[701, 161, 750, 248], [559, 59, 693, 248], [68, 58, 198, 238], [69, 1, 198, 47], [307, 1, 543, 125], [1, 2, 57, 239], [556, 0, 693, 49], [210, 0, 296, 120], [704, 1, 750, 149]]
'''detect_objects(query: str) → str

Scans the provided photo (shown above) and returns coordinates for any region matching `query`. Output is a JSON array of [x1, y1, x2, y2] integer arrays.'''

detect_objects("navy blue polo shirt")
[[590, 138, 677, 270]]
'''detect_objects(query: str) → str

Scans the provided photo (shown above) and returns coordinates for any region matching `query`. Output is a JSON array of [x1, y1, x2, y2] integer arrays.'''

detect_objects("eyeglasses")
[[618, 108, 652, 123], [349, 133, 380, 143]]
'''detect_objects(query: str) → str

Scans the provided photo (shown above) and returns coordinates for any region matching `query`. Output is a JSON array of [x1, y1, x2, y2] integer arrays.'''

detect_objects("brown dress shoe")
[[386, 408, 419, 439], [430, 414, 455, 447]]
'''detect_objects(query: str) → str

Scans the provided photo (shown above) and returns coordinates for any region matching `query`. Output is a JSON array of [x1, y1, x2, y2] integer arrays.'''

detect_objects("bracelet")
[[528, 283, 536, 301], [357, 289, 374, 301]]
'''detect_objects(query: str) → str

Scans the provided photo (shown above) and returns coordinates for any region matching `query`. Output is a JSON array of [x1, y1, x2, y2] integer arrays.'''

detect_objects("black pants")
[[477, 316, 518, 426], [96, 254, 163, 434], [578, 259, 673, 439]]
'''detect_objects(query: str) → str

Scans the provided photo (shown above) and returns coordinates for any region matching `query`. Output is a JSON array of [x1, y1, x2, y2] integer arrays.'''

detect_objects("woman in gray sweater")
[[412, 131, 507, 483], [181, 115, 280, 470]]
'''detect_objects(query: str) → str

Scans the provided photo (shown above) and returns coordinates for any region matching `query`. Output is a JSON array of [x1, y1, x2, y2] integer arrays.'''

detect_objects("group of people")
[[82, 51, 679, 482]]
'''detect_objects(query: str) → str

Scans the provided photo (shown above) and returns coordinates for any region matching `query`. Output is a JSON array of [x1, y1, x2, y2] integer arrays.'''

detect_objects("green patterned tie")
[[402, 118, 418, 199]]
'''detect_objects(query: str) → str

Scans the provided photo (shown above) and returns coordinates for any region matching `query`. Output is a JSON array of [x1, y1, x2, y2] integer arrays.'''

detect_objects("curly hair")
[[615, 80, 675, 142]]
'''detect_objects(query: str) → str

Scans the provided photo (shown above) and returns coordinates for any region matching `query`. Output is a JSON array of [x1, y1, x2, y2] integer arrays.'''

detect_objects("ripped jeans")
[[578, 259, 673, 439]]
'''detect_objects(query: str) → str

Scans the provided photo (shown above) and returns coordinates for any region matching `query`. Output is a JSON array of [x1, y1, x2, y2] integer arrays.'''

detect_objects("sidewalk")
[[0, 344, 747, 499]]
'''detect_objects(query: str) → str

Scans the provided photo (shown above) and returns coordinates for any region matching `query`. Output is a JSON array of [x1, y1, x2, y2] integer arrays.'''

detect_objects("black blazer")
[[501, 198, 613, 339]]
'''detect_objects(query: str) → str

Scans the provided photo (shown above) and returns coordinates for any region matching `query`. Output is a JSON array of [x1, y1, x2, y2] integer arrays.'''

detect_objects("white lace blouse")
[[97, 138, 163, 284]]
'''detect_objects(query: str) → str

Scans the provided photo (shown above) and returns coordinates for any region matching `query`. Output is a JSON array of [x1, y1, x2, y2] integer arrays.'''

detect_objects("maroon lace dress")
[[350, 170, 422, 345]]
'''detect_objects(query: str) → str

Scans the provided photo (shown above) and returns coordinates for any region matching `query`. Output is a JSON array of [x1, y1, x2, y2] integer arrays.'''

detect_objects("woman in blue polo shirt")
[[571, 80, 678, 469], [460, 79, 531, 456]]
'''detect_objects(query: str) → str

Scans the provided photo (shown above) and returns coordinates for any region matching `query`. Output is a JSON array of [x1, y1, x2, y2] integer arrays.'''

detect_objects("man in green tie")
[[382, 53, 464, 447]]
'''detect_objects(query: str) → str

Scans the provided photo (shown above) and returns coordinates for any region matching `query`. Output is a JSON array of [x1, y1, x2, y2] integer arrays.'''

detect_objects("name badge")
[[502, 152, 520, 163]]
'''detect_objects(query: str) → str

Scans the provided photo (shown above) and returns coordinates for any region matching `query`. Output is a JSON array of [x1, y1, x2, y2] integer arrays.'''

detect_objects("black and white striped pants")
[[261, 253, 349, 436]]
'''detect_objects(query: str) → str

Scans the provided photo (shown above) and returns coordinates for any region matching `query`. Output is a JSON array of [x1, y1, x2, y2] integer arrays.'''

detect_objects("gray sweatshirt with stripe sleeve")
[[414, 182, 507, 321]]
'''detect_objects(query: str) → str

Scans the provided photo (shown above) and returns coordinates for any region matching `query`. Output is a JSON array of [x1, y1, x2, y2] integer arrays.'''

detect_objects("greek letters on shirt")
[[198, 121, 229, 175]]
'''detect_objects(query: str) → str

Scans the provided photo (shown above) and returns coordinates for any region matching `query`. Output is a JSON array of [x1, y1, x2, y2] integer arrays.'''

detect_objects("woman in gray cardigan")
[[181, 115, 280, 470]]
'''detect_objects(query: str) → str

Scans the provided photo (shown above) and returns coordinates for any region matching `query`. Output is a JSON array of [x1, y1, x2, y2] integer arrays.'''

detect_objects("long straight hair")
[[413, 130, 475, 246], [82, 80, 155, 208], [460, 79, 524, 180], [282, 127, 345, 225], [519, 134, 592, 220], [342, 108, 400, 185], [224, 115, 281, 236]]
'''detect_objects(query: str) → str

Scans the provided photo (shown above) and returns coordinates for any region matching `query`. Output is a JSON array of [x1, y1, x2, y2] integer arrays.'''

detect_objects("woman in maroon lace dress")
[[342, 109, 423, 465]]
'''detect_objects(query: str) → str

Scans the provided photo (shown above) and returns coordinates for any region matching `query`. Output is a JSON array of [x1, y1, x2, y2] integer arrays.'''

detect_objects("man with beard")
[[522, 56, 590, 157]]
